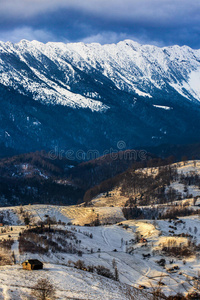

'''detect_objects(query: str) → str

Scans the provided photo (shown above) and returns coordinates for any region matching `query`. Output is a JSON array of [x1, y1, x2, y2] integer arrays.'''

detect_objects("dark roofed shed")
[[22, 259, 43, 270]]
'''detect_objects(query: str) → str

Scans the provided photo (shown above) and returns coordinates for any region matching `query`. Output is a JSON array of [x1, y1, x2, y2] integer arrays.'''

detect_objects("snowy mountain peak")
[[1, 39, 200, 107], [1, 39, 200, 155]]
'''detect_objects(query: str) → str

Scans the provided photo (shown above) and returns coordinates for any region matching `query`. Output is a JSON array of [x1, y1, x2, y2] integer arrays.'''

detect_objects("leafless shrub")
[[31, 278, 56, 300], [0, 251, 13, 266], [95, 265, 115, 280], [0, 238, 14, 250]]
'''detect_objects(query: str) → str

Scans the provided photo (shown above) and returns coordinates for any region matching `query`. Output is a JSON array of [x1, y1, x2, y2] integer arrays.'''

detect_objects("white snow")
[[0, 201, 200, 298], [133, 88, 152, 98], [0, 264, 132, 300], [1, 39, 200, 109], [153, 105, 172, 110]]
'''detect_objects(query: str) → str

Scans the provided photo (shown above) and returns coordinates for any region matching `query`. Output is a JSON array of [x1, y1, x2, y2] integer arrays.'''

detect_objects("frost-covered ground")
[[0, 264, 135, 300], [1, 161, 200, 299], [0, 205, 200, 299], [91, 188, 128, 207], [22, 204, 125, 225]]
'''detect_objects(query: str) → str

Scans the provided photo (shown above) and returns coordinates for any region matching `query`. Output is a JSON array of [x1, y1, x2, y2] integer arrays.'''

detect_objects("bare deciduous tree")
[[31, 278, 55, 300]]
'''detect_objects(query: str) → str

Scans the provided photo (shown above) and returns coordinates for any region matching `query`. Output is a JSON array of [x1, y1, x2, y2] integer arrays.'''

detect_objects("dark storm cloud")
[[0, 0, 200, 48]]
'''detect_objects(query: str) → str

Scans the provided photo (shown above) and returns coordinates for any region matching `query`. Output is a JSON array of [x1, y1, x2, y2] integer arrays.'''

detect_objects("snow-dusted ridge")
[[1, 39, 200, 111], [0, 40, 109, 112]]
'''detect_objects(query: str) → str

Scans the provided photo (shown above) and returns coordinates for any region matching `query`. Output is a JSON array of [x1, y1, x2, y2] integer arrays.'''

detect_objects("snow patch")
[[153, 105, 172, 110]]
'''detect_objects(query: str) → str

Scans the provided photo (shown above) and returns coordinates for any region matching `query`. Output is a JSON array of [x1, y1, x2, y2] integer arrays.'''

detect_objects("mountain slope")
[[0, 39, 200, 155]]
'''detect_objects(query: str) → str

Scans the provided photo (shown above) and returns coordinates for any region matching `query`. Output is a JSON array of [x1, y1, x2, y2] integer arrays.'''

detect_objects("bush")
[[74, 260, 85, 270], [31, 278, 55, 300], [95, 265, 115, 280], [162, 245, 194, 258], [0, 238, 14, 250]]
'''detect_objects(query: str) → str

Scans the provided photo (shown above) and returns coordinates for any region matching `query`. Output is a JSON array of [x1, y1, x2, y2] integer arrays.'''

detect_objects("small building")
[[139, 237, 147, 243], [22, 259, 43, 271]]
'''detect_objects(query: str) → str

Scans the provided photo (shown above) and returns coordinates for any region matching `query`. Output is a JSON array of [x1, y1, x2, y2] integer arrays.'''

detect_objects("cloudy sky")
[[0, 0, 200, 48]]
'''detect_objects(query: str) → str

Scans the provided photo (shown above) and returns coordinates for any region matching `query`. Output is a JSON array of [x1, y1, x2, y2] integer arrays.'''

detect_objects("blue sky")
[[0, 0, 200, 48]]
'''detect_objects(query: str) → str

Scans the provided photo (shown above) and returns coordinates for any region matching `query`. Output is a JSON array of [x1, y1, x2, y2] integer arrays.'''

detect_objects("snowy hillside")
[[0, 161, 200, 298], [0, 205, 200, 298], [86, 160, 200, 212]]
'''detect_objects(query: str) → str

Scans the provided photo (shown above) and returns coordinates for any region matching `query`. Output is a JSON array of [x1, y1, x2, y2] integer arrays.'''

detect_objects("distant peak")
[[18, 39, 30, 44], [122, 39, 141, 47]]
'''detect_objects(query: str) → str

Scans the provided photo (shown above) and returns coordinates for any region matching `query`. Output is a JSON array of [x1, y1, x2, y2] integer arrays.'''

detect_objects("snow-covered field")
[[0, 161, 200, 299], [91, 188, 128, 207], [0, 204, 200, 299], [22, 204, 125, 226], [0, 264, 134, 300]]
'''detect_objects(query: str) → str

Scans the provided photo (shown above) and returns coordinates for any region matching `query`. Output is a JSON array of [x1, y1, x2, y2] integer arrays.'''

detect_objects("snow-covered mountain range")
[[2, 39, 200, 106], [0, 39, 200, 156]]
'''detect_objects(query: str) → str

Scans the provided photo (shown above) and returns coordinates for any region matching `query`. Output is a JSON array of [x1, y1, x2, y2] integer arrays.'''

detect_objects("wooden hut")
[[22, 259, 43, 270]]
